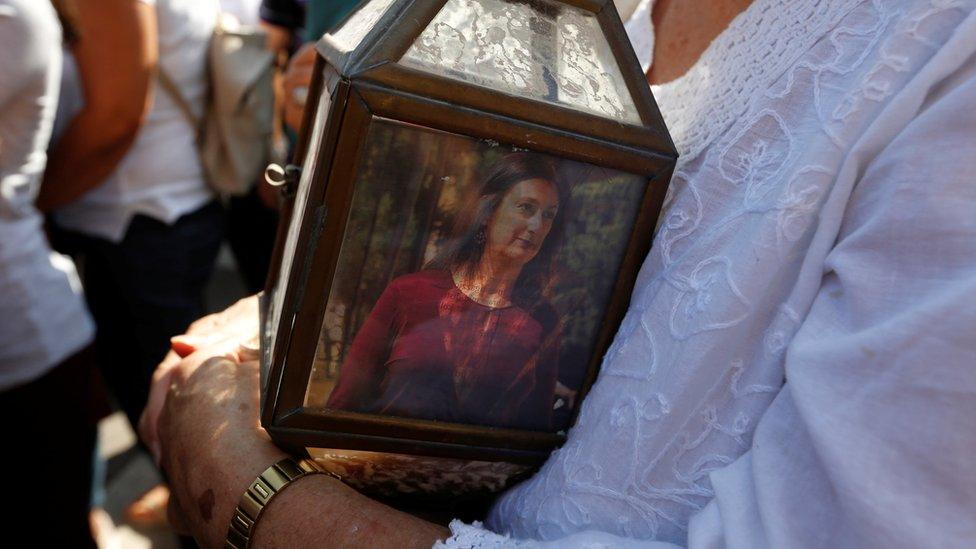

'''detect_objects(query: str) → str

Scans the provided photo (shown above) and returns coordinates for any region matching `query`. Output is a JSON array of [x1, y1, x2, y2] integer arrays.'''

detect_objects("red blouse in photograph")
[[326, 270, 559, 431]]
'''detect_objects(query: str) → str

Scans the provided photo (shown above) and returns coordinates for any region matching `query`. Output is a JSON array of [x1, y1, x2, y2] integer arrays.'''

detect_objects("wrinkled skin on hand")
[[139, 295, 260, 464], [157, 354, 287, 545], [144, 295, 449, 548]]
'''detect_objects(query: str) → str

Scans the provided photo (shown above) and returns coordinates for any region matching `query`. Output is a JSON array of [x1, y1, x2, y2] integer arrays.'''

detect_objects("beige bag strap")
[[157, 67, 204, 136], [155, 3, 221, 132]]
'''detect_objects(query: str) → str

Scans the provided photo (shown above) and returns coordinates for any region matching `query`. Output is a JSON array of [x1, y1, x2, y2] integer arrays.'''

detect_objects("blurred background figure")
[[0, 0, 109, 545], [3, 0, 393, 544], [219, 0, 368, 298], [261, 0, 362, 135], [41, 0, 221, 434], [38, 0, 224, 536], [213, 0, 283, 296]]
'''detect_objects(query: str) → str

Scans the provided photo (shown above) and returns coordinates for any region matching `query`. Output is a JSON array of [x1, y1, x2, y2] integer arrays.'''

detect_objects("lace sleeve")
[[433, 521, 529, 548], [434, 520, 682, 548]]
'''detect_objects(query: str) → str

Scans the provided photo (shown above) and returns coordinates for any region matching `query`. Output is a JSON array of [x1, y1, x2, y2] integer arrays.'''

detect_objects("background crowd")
[[0, 0, 356, 545]]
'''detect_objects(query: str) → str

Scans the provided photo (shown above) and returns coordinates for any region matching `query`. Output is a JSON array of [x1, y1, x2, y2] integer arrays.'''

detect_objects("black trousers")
[[225, 186, 278, 294], [0, 346, 108, 548], [54, 201, 224, 428]]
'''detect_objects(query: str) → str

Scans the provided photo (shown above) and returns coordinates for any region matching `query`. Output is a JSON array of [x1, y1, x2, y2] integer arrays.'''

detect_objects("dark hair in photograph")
[[427, 151, 569, 320]]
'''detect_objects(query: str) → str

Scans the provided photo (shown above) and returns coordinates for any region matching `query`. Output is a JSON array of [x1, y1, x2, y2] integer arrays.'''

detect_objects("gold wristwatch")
[[225, 457, 339, 548]]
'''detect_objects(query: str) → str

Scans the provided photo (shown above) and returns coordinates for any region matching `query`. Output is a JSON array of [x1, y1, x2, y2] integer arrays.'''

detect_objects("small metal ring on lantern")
[[264, 163, 287, 187], [265, 163, 300, 198]]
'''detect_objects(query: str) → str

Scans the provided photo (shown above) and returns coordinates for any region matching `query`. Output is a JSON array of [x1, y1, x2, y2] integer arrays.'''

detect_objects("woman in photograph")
[[326, 152, 568, 431]]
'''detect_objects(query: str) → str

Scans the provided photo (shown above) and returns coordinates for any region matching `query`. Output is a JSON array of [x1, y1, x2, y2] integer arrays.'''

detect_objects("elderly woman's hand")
[[157, 352, 287, 546], [139, 295, 261, 464], [157, 348, 449, 548]]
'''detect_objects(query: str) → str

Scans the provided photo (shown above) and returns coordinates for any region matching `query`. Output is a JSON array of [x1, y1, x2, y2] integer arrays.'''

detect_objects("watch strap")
[[225, 457, 339, 548]]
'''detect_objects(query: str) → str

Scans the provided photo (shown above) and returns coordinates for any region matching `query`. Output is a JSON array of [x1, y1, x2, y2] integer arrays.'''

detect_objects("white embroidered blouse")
[[438, 0, 976, 547]]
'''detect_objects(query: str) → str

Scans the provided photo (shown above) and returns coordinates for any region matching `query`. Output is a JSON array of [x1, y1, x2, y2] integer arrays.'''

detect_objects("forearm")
[[178, 448, 447, 547], [253, 475, 449, 548], [159, 356, 447, 548], [37, 0, 156, 213], [37, 114, 141, 211]]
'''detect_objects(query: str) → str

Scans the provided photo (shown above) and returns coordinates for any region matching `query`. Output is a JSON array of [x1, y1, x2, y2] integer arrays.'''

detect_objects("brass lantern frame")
[[260, 0, 677, 464]]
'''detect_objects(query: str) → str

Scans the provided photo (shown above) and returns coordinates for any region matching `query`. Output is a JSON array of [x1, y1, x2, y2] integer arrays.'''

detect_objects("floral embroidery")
[[473, 1, 976, 545], [603, 310, 658, 380], [667, 258, 751, 340], [718, 110, 793, 210]]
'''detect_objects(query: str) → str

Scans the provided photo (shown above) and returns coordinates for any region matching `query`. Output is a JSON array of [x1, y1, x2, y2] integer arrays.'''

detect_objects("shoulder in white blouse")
[[441, 0, 976, 547]]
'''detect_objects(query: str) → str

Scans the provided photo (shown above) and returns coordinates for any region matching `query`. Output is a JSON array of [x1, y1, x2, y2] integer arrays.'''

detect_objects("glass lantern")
[[259, 0, 677, 501]]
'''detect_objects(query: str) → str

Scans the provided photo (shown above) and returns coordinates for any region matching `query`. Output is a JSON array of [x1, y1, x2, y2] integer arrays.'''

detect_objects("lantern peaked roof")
[[317, 0, 676, 157]]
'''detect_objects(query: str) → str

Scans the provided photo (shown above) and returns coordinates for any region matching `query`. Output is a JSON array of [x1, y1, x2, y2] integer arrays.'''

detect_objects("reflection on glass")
[[400, 0, 641, 124], [305, 447, 531, 496], [329, 0, 398, 53], [266, 84, 332, 357], [305, 117, 647, 433]]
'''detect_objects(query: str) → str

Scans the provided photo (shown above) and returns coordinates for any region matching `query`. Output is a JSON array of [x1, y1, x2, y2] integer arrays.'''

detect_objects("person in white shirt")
[[40, 0, 224, 433], [0, 0, 106, 544], [143, 0, 976, 547]]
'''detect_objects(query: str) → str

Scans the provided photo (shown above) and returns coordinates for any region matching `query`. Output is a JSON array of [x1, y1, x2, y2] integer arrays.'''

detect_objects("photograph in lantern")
[[306, 117, 647, 432]]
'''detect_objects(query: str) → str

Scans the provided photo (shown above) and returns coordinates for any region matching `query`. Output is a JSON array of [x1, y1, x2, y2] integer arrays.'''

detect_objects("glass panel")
[[400, 0, 641, 124], [265, 79, 333, 358], [305, 116, 648, 434], [328, 0, 398, 53]]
